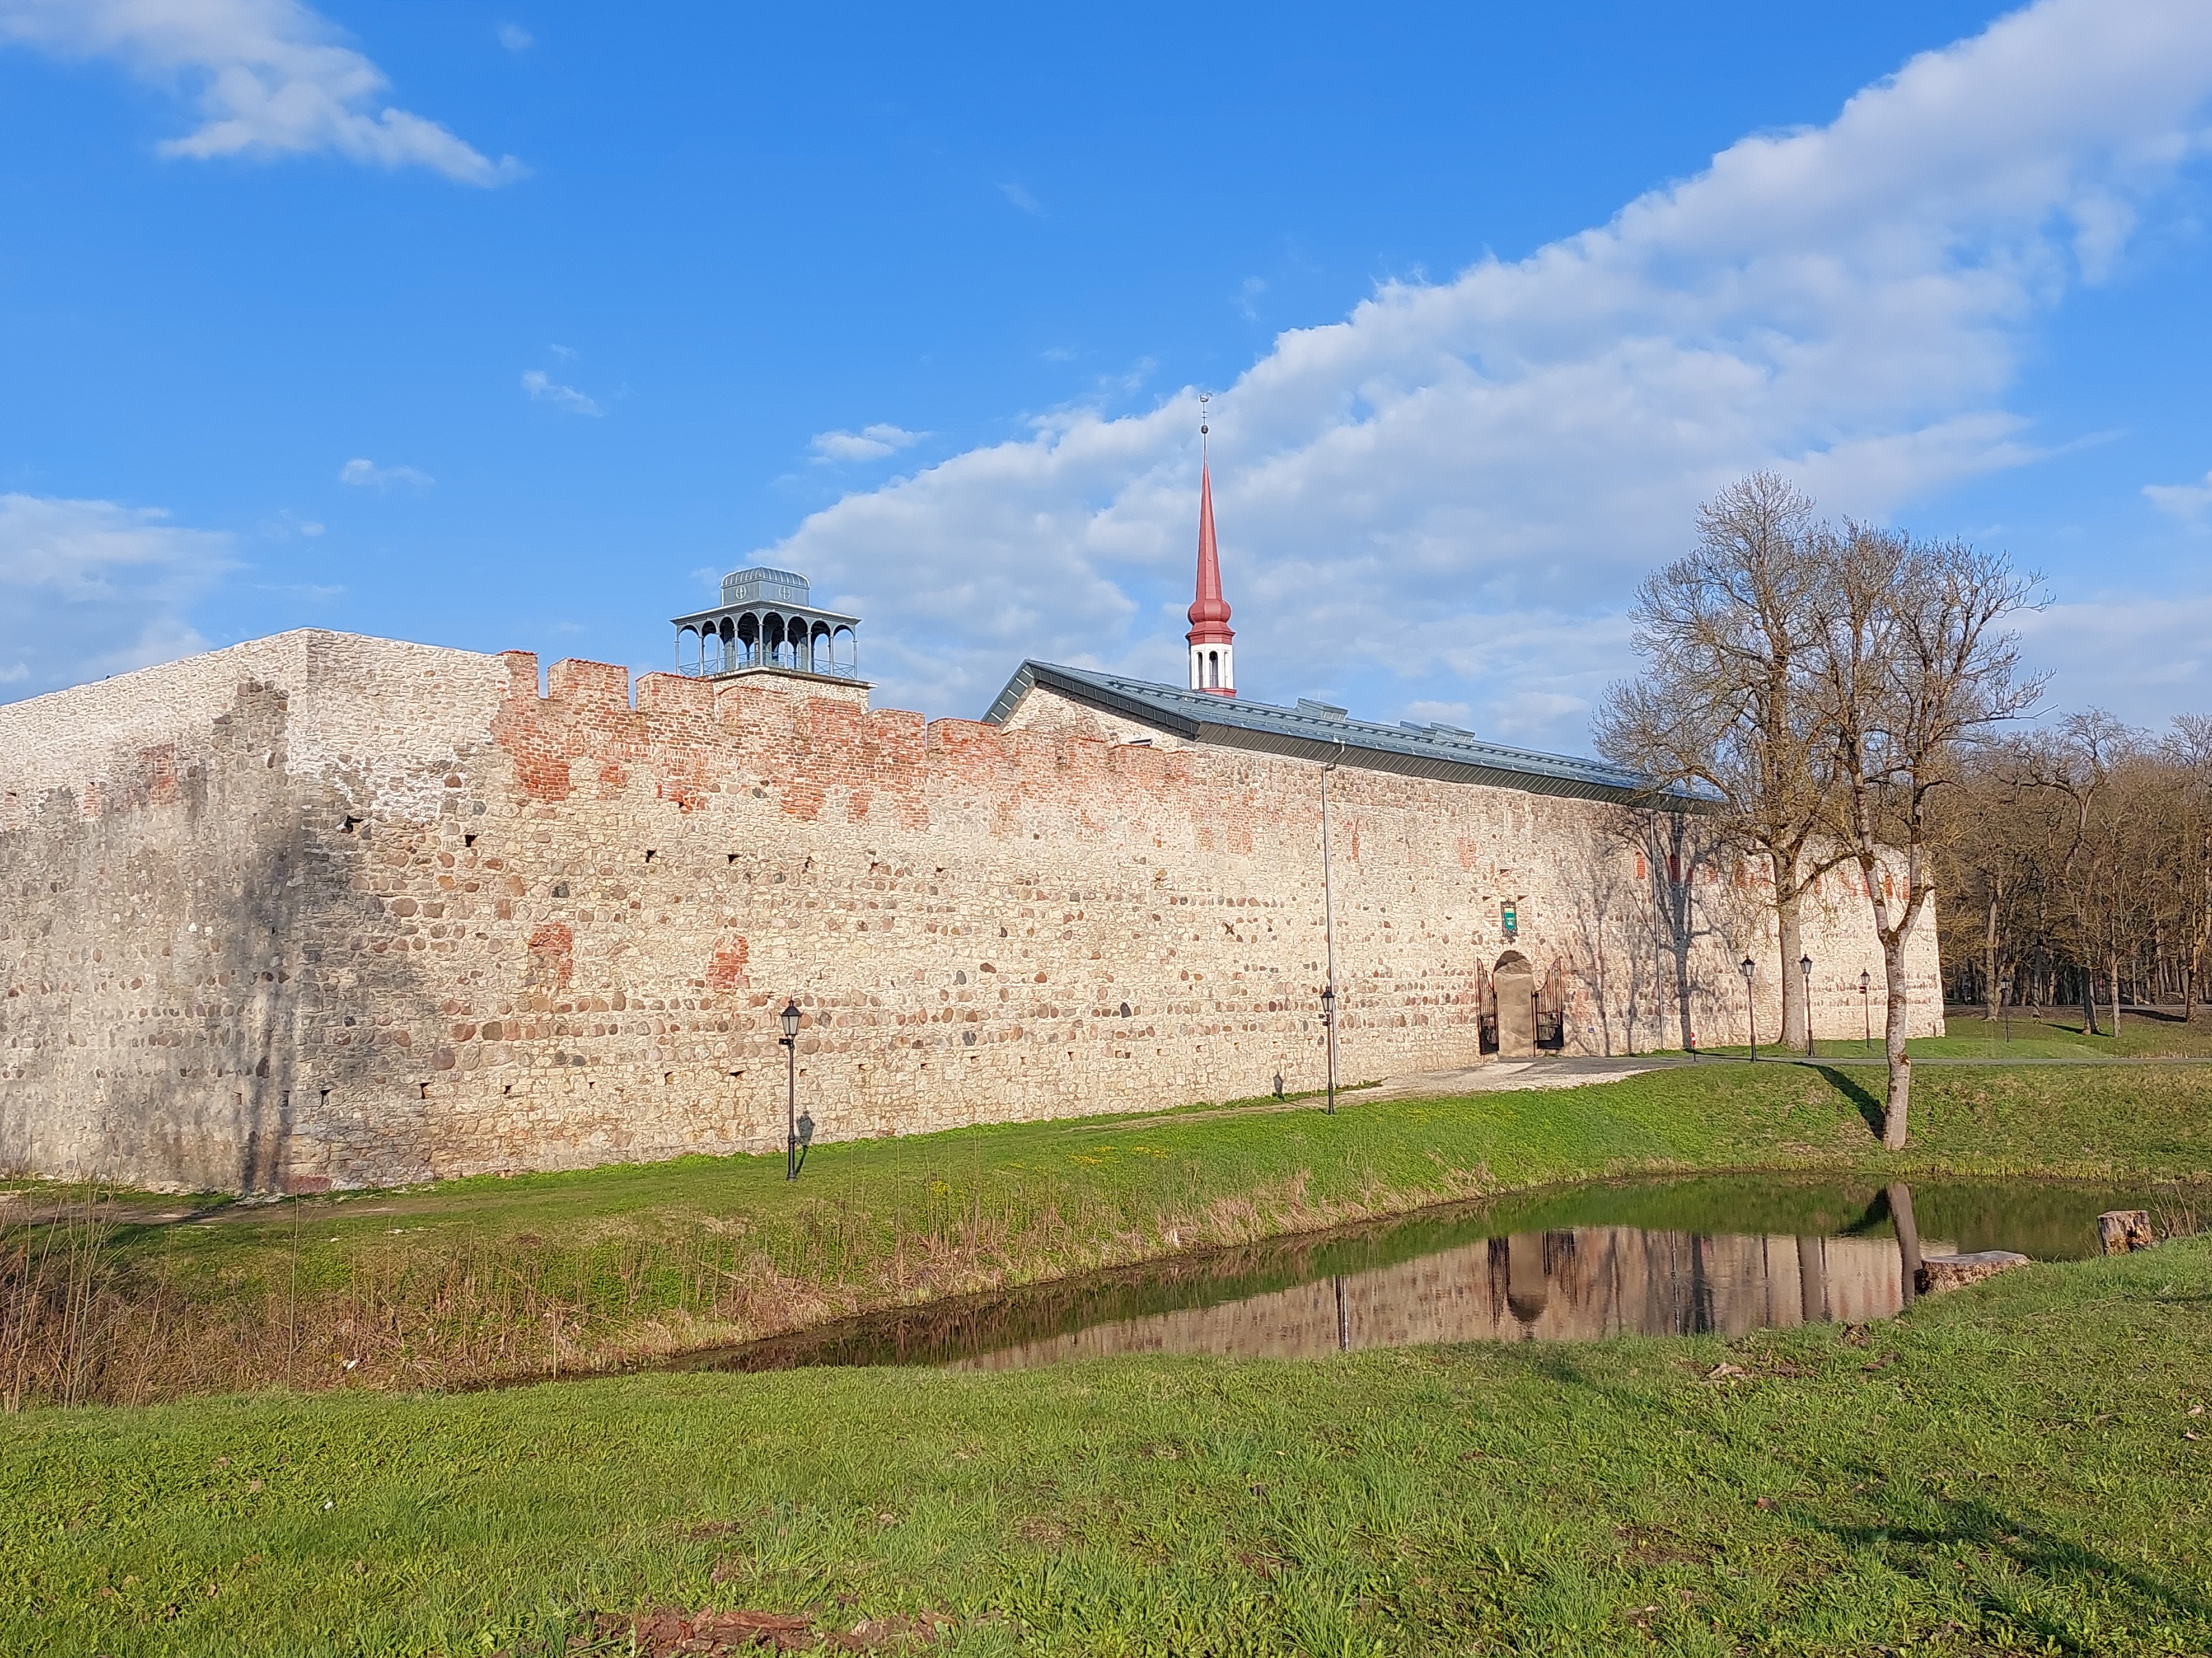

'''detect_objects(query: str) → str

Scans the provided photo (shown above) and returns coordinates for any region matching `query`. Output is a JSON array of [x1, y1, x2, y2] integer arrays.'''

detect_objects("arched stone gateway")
[[1494, 950, 1537, 1058]]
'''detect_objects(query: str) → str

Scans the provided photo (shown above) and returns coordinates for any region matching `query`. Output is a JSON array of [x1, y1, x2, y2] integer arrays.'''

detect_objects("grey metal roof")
[[670, 598, 860, 631], [723, 567, 811, 606], [983, 661, 1705, 808]]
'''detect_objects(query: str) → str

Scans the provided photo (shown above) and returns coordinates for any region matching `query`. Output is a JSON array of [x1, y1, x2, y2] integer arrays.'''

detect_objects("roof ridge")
[[983, 660, 1704, 808]]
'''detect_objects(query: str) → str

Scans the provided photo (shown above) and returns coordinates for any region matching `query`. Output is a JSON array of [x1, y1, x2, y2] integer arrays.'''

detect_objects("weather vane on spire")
[[1186, 393, 1233, 697]]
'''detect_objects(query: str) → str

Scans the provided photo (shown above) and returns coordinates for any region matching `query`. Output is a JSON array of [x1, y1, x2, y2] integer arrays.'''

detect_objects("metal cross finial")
[[1199, 391, 1210, 440]]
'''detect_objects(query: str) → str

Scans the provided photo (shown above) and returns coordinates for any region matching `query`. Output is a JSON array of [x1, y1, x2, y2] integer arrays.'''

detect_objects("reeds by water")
[[0, 1148, 1364, 1407]]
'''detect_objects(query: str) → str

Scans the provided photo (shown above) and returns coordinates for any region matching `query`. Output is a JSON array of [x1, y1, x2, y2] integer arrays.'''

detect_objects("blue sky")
[[3, 0, 2211, 751]]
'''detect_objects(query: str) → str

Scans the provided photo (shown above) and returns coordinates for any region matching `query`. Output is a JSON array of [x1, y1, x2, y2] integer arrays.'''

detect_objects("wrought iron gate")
[[1535, 964, 1567, 1050]]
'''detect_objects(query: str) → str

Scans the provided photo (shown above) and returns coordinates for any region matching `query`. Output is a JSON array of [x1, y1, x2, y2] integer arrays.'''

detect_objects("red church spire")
[[1186, 396, 1235, 696]]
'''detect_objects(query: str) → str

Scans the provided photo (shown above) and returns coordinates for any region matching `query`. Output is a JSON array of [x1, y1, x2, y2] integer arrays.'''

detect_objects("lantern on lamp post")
[[1859, 969, 1872, 1053], [1318, 745, 1343, 1119], [1320, 984, 1338, 1116], [1801, 953, 1814, 1057], [1740, 957, 1758, 1060], [778, 997, 802, 1181]]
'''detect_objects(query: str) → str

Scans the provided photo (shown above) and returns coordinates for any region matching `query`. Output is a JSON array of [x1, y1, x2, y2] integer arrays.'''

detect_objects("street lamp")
[[1318, 745, 1344, 1118], [778, 997, 802, 1181], [1740, 956, 1758, 1060], [1859, 969, 1872, 1053], [1801, 953, 1814, 1058], [1320, 984, 1338, 1116]]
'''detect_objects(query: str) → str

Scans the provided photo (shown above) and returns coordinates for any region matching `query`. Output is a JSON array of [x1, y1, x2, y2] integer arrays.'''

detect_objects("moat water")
[[686, 1174, 2173, 1374]]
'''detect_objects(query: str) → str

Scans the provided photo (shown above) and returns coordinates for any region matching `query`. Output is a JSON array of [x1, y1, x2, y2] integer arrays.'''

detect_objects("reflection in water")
[[949, 1225, 1915, 1371], [684, 1174, 2162, 1378]]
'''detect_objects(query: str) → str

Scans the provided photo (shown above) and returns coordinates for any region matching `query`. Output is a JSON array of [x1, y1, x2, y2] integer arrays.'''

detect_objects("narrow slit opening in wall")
[[418, 1082, 429, 1099], [727, 853, 738, 865], [341, 817, 360, 834], [644, 850, 657, 863], [464, 834, 477, 848]]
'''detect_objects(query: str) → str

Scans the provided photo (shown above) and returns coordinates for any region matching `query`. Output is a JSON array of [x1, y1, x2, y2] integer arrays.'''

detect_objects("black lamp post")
[[1320, 984, 1338, 1116], [1800, 953, 1814, 1057], [778, 997, 802, 1181], [1859, 969, 1872, 1053], [1740, 956, 1758, 1060]]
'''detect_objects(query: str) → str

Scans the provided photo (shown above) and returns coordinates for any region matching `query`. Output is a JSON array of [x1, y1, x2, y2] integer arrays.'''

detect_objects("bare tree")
[[1932, 712, 2212, 1032], [2018, 712, 2136, 1035], [2165, 714, 2212, 1023], [1932, 758, 2044, 1020], [1810, 528, 2043, 1147], [1596, 475, 1844, 1054]]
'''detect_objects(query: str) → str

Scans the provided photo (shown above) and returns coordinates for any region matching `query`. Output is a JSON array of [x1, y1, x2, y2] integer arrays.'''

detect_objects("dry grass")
[[7, 1057, 2212, 1407]]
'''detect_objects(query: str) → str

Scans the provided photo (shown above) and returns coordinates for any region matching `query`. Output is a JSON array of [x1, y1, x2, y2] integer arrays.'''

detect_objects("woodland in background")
[[1934, 711, 2212, 1030], [1597, 473, 2039, 1146]]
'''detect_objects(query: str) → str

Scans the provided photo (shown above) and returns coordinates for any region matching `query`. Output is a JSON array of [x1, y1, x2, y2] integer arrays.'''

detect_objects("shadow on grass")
[[1810, 1065, 1887, 1139], [1493, 1345, 2212, 1648], [1813, 1486, 2210, 1647]]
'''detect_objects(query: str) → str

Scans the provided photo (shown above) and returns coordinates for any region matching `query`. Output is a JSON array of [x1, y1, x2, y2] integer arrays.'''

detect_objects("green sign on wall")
[[1502, 900, 1517, 938]]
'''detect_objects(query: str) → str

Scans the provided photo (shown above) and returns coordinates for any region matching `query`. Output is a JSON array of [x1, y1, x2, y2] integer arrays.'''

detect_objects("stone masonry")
[[0, 629, 1941, 1194]]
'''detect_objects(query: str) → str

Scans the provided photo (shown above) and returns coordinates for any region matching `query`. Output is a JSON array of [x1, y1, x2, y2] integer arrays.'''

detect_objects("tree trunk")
[[1984, 892, 2000, 1024], [2110, 953, 2122, 1038], [1776, 875, 1807, 1054], [2081, 963, 2101, 1035], [1888, 1181, 1922, 1305], [1796, 1236, 1829, 1324], [1881, 933, 1912, 1149]]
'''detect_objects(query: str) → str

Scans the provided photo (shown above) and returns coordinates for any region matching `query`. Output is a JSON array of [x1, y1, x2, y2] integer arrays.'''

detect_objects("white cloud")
[[997, 181, 1041, 215], [756, 0, 2212, 745], [259, 508, 324, 538], [337, 457, 432, 490], [2145, 468, 2212, 523], [0, 492, 234, 700], [2018, 593, 2212, 720], [809, 423, 924, 463], [497, 21, 531, 52], [0, 0, 522, 185], [521, 370, 600, 416]]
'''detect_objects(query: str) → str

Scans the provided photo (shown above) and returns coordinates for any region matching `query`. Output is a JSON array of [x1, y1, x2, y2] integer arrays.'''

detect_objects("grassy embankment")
[[5, 1239, 2209, 1655], [1706, 1004, 2212, 1063], [8, 1054, 2212, 1405]]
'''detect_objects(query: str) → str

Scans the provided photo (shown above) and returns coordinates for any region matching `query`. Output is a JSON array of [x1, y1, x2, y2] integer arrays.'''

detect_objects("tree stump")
[[1915, 1251, 2029, 1295], [2098, 1210, 2156, 1256]]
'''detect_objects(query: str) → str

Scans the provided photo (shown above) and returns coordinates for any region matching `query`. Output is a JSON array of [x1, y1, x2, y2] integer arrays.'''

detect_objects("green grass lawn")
[[1829, 1006, 2212, 1062], [11, 1060, 2212, 1407], [1676, 1004, 2212, 1062], [6, 1240, 2208, 1656]]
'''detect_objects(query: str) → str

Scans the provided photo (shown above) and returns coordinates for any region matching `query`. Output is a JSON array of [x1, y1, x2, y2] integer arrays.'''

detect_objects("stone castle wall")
[[0, 631, 1941, 1194]]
